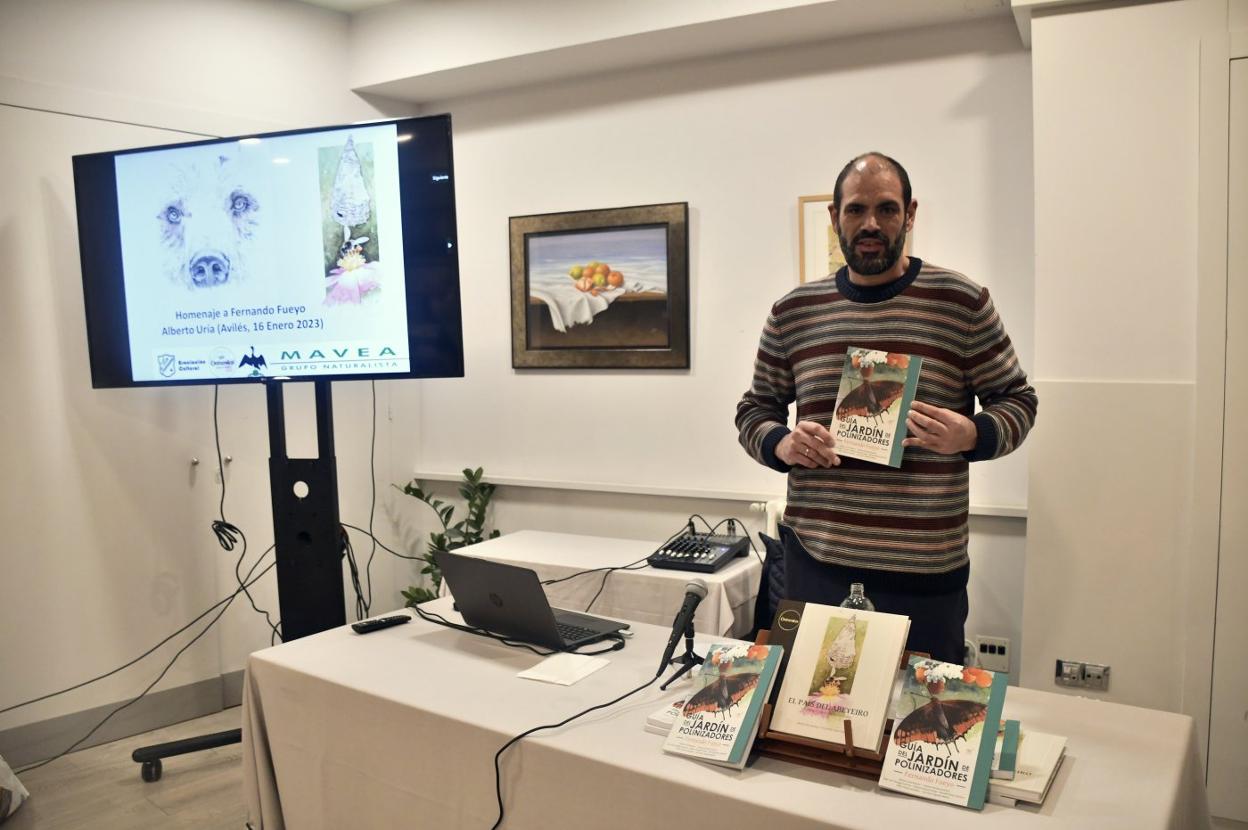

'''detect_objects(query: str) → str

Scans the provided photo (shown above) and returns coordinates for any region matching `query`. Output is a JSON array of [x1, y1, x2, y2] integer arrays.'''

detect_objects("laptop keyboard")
[[555, 621, 599, 643]]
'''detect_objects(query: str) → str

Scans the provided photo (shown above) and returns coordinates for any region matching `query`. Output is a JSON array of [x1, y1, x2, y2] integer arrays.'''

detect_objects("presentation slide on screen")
[[113, 123, 409, 382]]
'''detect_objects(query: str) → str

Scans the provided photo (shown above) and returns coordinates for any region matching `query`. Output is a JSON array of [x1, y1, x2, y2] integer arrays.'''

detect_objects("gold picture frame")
[[509, 202, 689, 369]]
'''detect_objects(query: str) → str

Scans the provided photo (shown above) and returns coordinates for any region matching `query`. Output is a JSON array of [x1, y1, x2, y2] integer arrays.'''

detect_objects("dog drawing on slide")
[[155, 153, 262, 288]]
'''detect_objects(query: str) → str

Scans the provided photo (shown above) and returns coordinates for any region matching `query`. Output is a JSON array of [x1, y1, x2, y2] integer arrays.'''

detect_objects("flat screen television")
[[72, 115, 463, 387]]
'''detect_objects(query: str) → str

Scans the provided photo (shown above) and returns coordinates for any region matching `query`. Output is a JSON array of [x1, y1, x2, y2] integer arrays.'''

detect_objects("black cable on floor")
[[13, 552, 277, 774], [0, 548, 276, 718]]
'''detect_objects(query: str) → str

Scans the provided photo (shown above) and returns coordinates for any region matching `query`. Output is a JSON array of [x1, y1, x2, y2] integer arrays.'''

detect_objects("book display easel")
[[748, 629, 918, 781], [753, 702, 886, 780]]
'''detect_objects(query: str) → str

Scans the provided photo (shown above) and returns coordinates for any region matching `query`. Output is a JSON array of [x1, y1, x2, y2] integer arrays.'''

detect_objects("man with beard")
[[735, 153, 1037, 663]]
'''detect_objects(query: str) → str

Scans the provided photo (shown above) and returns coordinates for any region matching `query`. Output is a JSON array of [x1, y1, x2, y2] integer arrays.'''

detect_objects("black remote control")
[[351, 614, 411, 634]]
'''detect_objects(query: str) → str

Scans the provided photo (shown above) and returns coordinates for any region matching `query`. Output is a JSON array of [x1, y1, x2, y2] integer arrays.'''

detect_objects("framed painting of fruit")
[[509, 202, 689, 368]]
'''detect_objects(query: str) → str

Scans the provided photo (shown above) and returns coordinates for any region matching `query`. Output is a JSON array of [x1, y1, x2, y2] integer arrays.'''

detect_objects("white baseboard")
[[0, 670, 245, 769]]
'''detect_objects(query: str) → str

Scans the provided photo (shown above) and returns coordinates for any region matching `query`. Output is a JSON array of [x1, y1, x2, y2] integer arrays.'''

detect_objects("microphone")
[[657, 579, 709, 674]]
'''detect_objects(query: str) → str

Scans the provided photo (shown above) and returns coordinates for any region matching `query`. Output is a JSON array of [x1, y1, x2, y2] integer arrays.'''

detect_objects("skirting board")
[[0, 669, 245, 769]]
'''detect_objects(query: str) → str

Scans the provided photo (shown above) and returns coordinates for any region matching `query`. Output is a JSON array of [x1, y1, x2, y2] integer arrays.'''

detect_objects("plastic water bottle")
[[839, 582, 874, 611]]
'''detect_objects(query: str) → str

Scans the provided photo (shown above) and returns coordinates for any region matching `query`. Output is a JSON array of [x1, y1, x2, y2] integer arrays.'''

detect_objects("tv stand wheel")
[[140, 759, 162, 782]]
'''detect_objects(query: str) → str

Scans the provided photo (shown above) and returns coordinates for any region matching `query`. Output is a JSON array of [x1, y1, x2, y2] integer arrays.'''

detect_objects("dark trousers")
[[779, 526, 968, 664]]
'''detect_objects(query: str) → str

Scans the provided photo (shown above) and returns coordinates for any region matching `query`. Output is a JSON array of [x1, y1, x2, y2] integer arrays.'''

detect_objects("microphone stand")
[[659, 618, 704, 690]]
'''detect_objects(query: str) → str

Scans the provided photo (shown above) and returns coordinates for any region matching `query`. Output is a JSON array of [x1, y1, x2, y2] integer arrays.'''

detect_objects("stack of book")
[[987, 725, 1068, 807], [644, 696, 688, 736], [877, 655, 1010, 809], [660, 642, 784, 769], [878, 664, 1067, 811]]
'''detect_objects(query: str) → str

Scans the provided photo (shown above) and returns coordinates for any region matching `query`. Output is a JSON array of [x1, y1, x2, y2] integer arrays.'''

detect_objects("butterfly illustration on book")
[[682, 672, 760, 720], [836, 350, 911, 424], [836, 380, 906, 423], [892, 697, 987, 754]]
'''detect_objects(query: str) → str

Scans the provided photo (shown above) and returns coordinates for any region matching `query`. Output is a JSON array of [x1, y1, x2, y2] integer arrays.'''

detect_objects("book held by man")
[[877, 655, 1009, 810], [661, 643, 783, 769], [830, 346, 923, 467], [766, 601, 911, 754]]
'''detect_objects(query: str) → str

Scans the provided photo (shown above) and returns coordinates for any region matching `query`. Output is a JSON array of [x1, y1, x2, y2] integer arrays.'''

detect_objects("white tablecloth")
[[439, 530, 762, 637], [242, 598, 1211, 830]]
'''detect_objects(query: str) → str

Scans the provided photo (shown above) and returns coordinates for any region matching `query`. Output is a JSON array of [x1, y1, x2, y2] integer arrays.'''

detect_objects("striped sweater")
[[736, 258, 1037, 587]]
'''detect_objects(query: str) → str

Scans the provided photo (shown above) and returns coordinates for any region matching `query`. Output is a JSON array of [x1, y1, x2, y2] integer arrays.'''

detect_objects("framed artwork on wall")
[[798, 193, 914, 284], [798, 194, 845, 284], [509, 202, 689, 369]]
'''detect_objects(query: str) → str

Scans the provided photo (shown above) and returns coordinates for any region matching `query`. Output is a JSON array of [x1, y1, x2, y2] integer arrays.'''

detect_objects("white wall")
[[1233, 0, 1248, 27], [0, 0, 393, 130], [1024, 0, 1225, 724], [417, 17, 1034, 507], [0, 0, 417, 734]]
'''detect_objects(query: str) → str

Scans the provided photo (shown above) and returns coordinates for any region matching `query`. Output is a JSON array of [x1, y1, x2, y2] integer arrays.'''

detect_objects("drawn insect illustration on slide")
[[836, 350, 911, 424], [319, 135, 382, 305]]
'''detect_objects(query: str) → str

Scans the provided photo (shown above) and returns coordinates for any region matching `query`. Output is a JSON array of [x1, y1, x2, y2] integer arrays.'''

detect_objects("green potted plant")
[[397, 467, 500, 605]]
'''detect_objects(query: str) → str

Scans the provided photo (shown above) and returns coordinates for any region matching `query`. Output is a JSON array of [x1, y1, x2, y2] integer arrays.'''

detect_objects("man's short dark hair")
[[832, 152, 912, 213]]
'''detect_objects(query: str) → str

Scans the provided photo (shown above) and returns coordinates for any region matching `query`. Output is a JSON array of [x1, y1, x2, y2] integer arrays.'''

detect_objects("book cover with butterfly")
[[830, 347, 923, 467], [767, 602, 910, 754], [878, 655, 1009, 810], [661, 643, 783, 769]]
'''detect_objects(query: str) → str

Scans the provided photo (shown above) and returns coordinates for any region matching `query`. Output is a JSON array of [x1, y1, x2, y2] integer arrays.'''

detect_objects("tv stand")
[[132, 379, 346, 781], [264, 380, 347, 640]]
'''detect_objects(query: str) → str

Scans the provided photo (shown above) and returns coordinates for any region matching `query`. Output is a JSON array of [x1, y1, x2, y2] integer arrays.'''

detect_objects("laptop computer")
[[434, 550, 630, 650]]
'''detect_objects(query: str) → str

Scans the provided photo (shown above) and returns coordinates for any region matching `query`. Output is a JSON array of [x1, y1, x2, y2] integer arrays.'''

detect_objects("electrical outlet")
[[1084, 663, 1111, 691], [1056, 659, 1084, 687], [976, 635, 1010, 673], [1054, 659, 1111, 690]]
